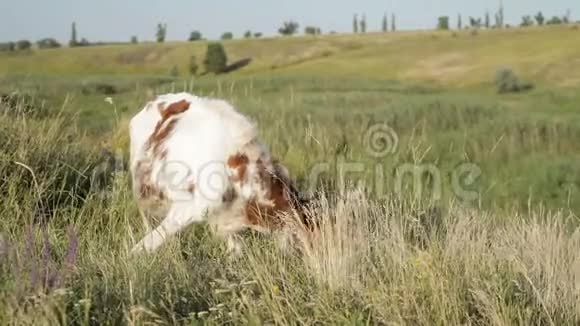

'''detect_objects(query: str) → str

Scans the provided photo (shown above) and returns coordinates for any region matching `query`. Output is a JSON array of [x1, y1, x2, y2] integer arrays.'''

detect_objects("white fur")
[[129, 93, 282, 254]]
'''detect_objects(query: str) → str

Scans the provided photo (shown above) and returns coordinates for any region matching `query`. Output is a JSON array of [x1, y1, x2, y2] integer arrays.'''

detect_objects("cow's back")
[[129, 93, 259, 216]]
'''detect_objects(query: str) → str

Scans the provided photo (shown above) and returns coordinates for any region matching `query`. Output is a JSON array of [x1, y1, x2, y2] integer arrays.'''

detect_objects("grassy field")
[[2, 25, 580, 87], [1, 26, 580, 324]]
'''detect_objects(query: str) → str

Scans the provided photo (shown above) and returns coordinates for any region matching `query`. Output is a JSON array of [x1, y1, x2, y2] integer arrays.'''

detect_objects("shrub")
[[130, 36, 138, 44], [278, 21, 299, 36], [77, 38, 90, 47], [221, 32, 233, 40], [203, 43, 227, 74], [437, 16, 450, 30], [495, 68, 534, 94], [0, 42, 15, 52], [244, 31, 252, 38], [37, 38, 61, 49], [189, 31, 202, 41], [546, 16, 564, 25], [520, 16, 534, 27], [305, 26, 321, 35], [469, 17, 482, 28], [534, 12, 545, 25], [16, 40, 32, 51], [156, 23, 167, 43], [254, 32, 263, 38]]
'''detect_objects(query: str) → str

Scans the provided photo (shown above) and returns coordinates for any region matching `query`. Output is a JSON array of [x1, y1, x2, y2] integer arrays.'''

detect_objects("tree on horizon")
[[156, 23, 167, 43], [360, 14, 367, 33], [382, 13, 388, 32], [69, 22, 78, 47]]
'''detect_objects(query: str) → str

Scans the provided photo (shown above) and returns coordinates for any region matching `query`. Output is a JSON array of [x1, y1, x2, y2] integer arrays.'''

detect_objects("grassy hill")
[[1, 25, 580, 87], [2, 25, 580, 324]]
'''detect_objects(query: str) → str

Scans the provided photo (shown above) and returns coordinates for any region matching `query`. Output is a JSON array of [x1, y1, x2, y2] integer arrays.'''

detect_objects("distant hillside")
[[1, 25, 579, 87]]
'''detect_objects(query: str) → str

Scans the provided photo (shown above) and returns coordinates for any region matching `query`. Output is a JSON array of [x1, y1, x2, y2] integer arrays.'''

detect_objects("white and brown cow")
[[129, 92, 310, 254]]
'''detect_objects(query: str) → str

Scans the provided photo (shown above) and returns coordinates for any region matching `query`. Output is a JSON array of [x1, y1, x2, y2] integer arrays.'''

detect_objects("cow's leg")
[[131, 201, 210, 254]]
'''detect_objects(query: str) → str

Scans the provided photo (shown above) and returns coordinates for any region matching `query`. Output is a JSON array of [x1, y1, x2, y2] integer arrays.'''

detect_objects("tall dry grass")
[[2, 168, 579, 324]]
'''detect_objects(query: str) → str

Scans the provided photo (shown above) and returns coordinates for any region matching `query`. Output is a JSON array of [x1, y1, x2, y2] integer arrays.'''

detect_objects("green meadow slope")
[[1, 25, 580, 87]]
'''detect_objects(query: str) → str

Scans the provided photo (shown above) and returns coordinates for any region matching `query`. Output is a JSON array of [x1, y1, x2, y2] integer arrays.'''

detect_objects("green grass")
[[1, 25, 580, 324], [0, 115, 579, 324]]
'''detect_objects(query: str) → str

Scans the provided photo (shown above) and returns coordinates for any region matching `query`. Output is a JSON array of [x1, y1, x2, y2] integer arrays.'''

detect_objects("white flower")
[[104, 97, 114, 105]]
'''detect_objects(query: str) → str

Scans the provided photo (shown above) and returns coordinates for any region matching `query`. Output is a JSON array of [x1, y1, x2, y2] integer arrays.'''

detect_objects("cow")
[[129, 92, 311, 254]]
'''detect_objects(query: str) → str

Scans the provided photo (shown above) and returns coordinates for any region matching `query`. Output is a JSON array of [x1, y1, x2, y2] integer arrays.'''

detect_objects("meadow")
[[0, 25, 580, 324]]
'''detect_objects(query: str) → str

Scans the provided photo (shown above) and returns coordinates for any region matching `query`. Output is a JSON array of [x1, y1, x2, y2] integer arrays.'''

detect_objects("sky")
[[0, 0, 578, 43]]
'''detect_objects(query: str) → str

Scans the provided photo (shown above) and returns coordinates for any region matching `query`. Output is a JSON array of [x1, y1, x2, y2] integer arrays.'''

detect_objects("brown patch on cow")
[[242, 160, 296, 229], [244, 159, 316, 234], [134, 100, 192, 209], [268, 171, 294, 213], [227, 153, 249, 182], [160, 100, 190, 120], [227, 153, 249, 169], [154, 119, 178, 142], [150, 119, 178, 156], [135, 160, 165, 201], [146, 100, 190, 155]]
